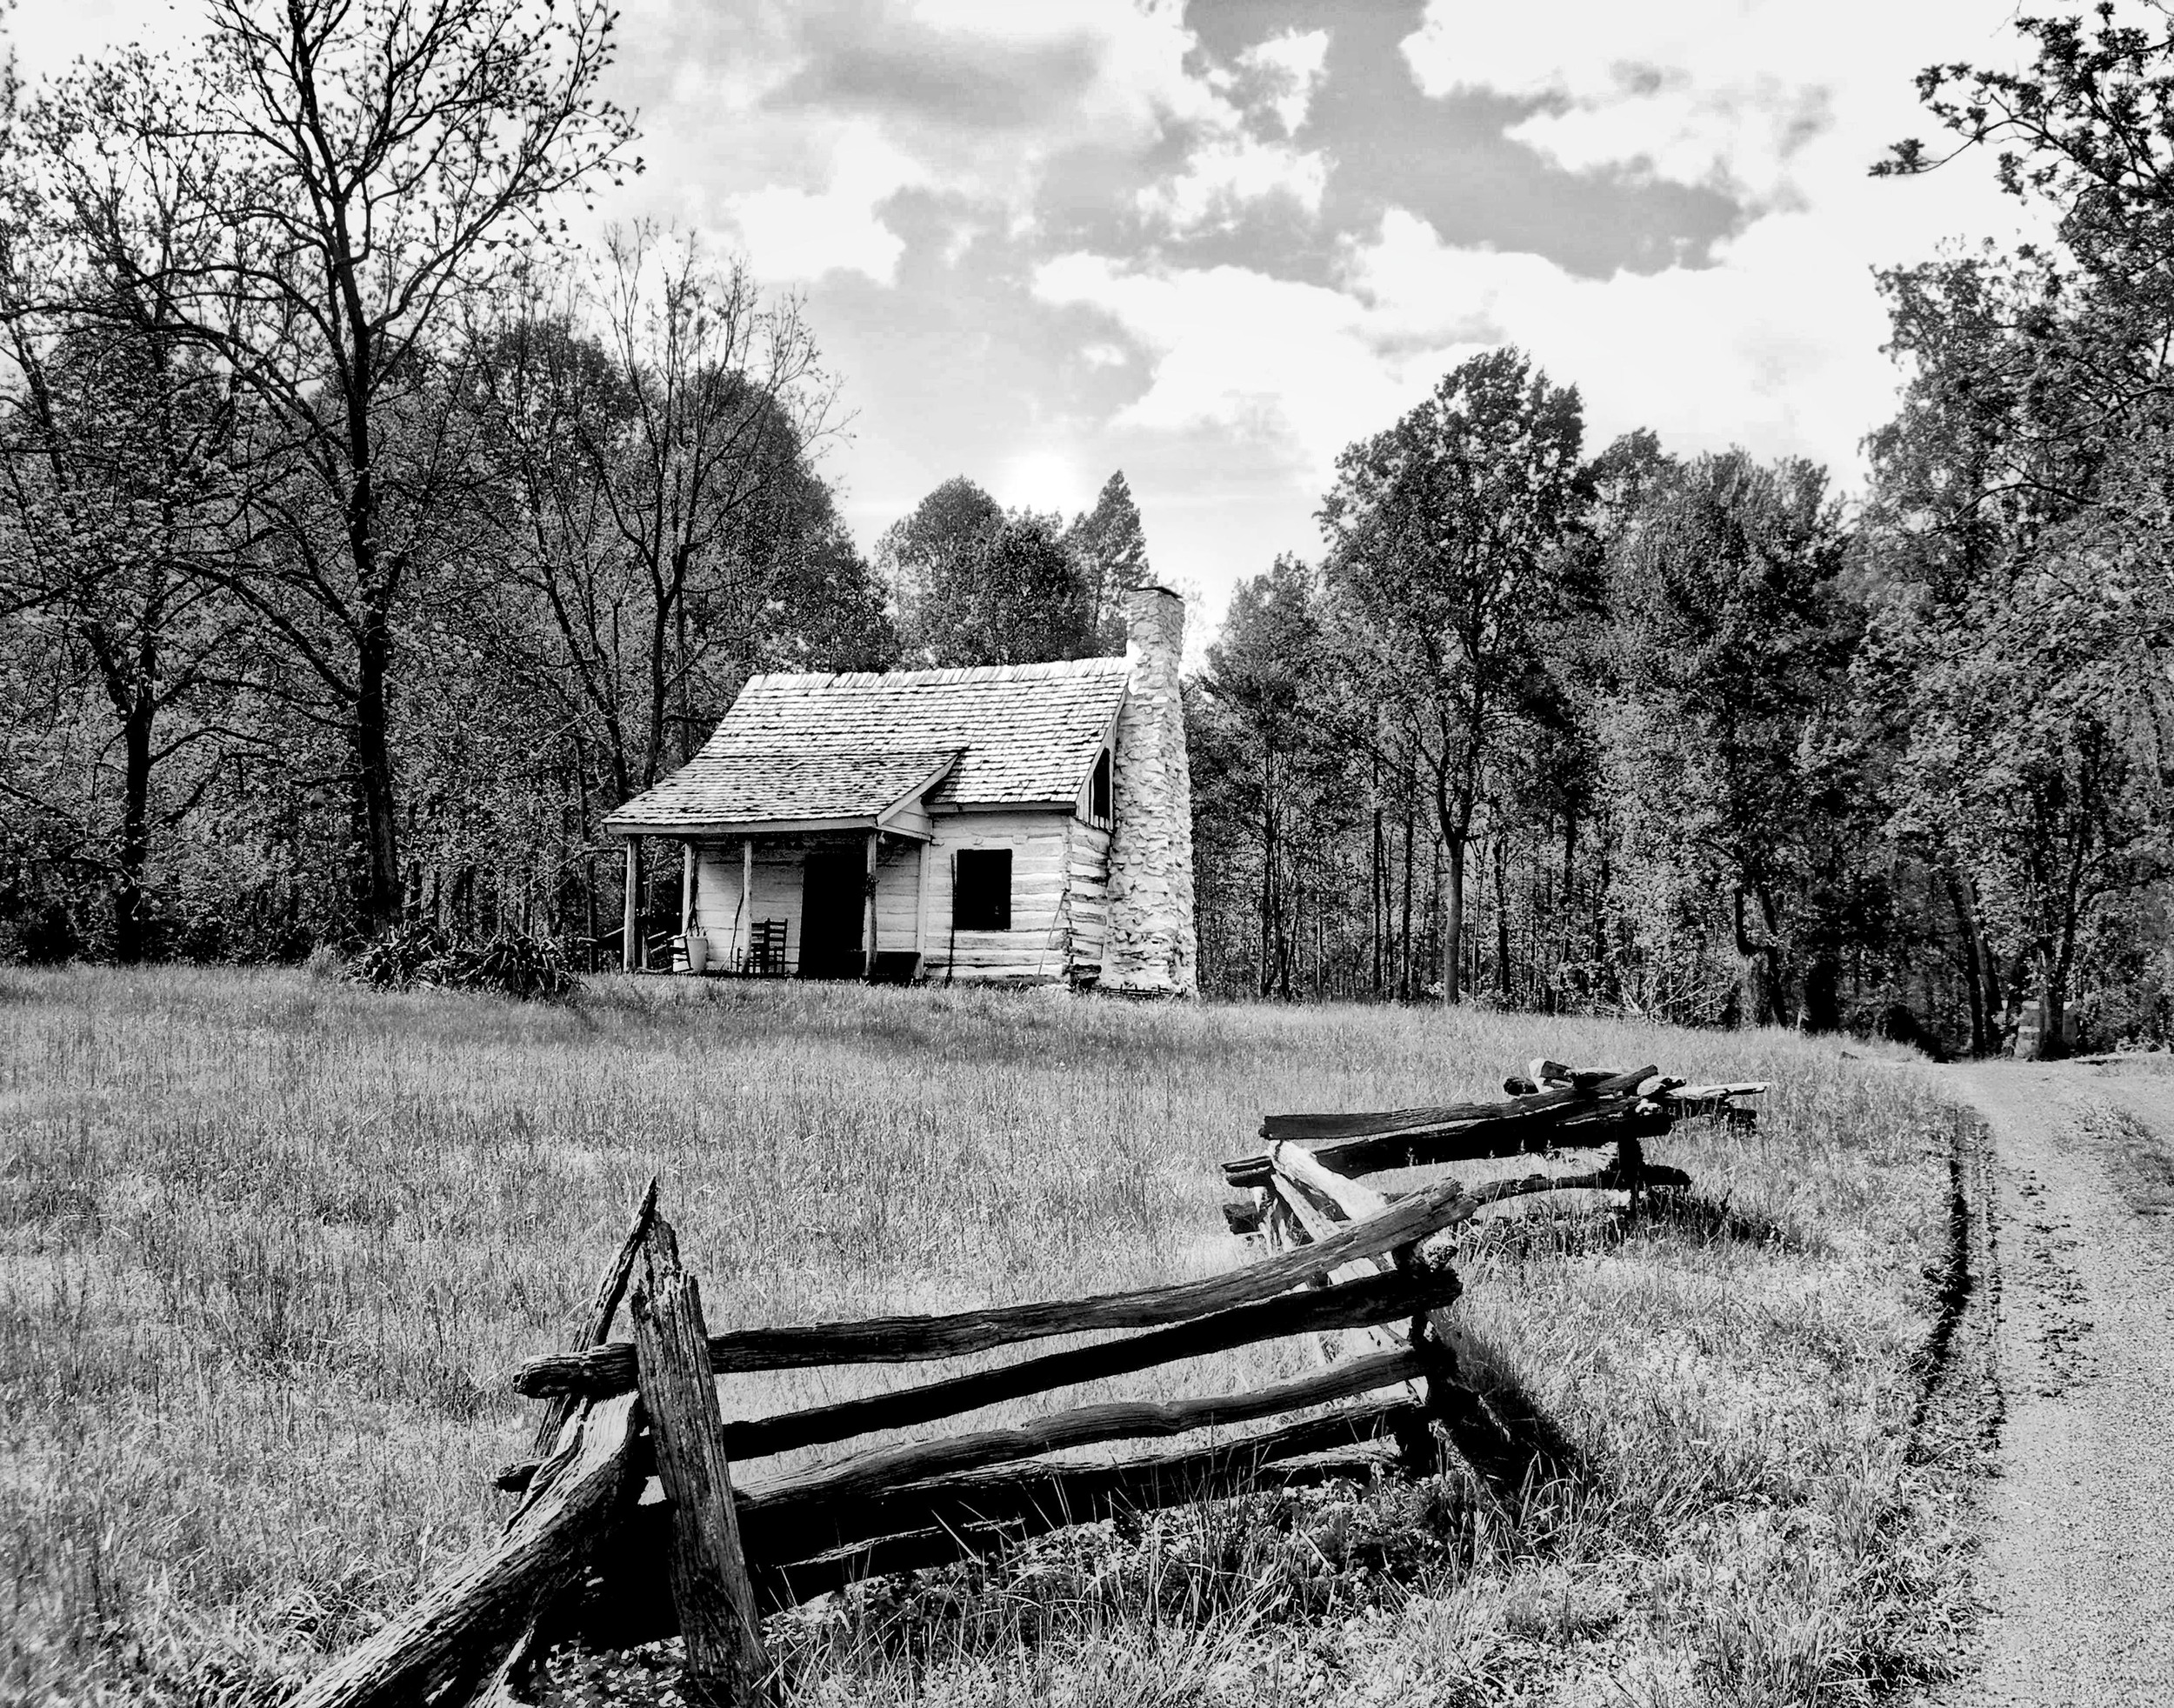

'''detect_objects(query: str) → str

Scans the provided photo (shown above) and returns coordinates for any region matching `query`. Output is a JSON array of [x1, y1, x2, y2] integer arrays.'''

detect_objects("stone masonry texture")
[[1103, 584, 1197, 997]]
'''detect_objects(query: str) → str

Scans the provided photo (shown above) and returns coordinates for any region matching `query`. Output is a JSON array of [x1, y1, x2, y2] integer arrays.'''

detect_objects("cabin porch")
[[617, 830, 936, 982]]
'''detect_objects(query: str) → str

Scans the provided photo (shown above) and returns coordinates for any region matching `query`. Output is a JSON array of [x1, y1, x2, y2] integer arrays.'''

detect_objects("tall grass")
[[0, 968, 1970, 1705]]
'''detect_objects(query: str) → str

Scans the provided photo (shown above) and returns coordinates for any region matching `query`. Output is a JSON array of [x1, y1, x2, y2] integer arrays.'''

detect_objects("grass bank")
[[0, 967, 1971, 1705]]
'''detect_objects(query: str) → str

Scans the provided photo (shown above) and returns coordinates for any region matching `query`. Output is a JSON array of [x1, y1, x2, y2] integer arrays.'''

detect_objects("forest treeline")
[[3, 2, 2171, 1056]]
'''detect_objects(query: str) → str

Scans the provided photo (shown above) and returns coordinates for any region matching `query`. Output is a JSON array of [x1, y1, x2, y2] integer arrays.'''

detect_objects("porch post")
[[864, 830, 879, 978], [914, 837, 932, 973], [680, 843, 695, 939], [740, 838, 753, 971], [622, 837, 638, 973]]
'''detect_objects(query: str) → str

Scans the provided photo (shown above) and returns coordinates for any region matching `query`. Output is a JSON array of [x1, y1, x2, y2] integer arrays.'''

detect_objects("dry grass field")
[[1, 966, 1974, 1706]]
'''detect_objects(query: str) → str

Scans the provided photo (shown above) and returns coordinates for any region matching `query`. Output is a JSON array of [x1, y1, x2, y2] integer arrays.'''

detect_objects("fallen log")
[[744, 1397, 1417, 1559], [1254, 1065, 1648, 1144], [1660, 1082, 1768, 1118], [596, 1396, 1419, 1587], [496, 1267, 1460, 1495], [1223, 1066, 1664, 1188], [513, 1174, 1477, 1400], [290, 1394, 643, 1708], [735, 1346, 1426, 1525], [1271, 1141, 1682, 1225], [716, 1263, 1459, 1464]]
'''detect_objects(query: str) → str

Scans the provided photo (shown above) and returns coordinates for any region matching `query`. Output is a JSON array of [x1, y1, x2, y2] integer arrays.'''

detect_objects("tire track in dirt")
[[1933, 1062, 2174, 1708]]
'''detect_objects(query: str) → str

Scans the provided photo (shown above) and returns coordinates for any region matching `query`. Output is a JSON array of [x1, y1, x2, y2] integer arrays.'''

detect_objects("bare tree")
[[472, 226, 843, 802]]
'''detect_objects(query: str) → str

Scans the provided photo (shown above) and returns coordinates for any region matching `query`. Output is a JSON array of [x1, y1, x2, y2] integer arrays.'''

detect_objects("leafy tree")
[[1864, 20, 2174, 1050], [1067, 470, 1151, 653], [1318, 347, 1586, 1003], [1883, 4, 2174, 358], [879, 477, 1003, 655], [1604, 452, 1857, 1026], [0, 141, 253, 961], [881, 479, 1094, 667], [30, 0, 637, 933], [0, 328, 249, 961], [1197, 556, 1357, 997]]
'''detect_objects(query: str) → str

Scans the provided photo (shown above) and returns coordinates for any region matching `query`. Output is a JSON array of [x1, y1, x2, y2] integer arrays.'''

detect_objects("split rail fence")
[[287, 1059, 1763, 1708]]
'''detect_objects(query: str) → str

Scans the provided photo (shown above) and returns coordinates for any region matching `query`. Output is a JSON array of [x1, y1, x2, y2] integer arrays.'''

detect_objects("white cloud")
[[1239, 29, 1332, 137], [1038, 119, 2046, 506], [1506, 78, 1830, 205], [1345, 208, 1889, 464], [636, 0, 1325, 274], [724, 124, 926, 284], [1401, 0, 2020, 204], [1034, 254, 1403, 469], [1143, 133, 1328, 230], [1136, 29, 1332, 233]]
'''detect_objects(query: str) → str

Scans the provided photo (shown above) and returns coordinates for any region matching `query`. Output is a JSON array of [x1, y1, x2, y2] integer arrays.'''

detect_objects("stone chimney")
[[1102, 583, 1197, 997]]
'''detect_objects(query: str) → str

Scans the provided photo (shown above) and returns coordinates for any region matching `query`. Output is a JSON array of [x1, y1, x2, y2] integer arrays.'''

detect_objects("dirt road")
[[1941, 1058, 2174, 1706]]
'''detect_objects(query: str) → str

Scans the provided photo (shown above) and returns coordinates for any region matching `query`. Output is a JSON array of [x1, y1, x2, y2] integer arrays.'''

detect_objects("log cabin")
[[604, 584, 1197, 994]]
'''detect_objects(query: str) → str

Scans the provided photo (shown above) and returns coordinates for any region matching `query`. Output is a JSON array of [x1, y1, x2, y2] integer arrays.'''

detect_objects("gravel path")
[[1942, 1059, 2174, 1706]]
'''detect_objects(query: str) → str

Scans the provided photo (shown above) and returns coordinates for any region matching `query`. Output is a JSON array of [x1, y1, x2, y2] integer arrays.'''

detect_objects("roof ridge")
[[700, 742, 967, 757], [742, 655, 1128, 692]]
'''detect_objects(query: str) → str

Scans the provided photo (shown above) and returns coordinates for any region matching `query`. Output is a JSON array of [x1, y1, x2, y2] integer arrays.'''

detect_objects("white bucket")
[[685, 931, 709, 975]]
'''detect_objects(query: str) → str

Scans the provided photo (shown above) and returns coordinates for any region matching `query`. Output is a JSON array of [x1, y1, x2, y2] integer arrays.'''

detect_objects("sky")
[[12, 0, 2047, 632]]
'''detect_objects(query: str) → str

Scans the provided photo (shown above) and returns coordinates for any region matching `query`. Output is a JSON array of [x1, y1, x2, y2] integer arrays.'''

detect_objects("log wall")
[[922, 809, 1077, 986], [1065, 820, 1111, 979]]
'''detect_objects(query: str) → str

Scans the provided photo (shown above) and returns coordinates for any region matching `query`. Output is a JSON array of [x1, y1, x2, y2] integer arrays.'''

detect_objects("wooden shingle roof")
[[606, 657, 1129, 832], [603, 748, 961, 835]]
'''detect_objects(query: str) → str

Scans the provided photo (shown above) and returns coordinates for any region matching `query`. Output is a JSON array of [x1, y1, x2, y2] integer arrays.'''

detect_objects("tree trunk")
[[1442, 834, 1464, 1005], [1732, 887, 1773, 1028], [1398, 791, 1415, 1002], [1560, 808, 1577, 977], [353, 604, 403, 933], [1802, 954, 1841, 1033], [2046, 931, 2080, 1061], [1945, 866, 1990, 1057], [114, 683, 154, 964], [1257, 751, 1276, 998], [1493, 827, 1511, 1001], [1370, 803, 1384, 1000]]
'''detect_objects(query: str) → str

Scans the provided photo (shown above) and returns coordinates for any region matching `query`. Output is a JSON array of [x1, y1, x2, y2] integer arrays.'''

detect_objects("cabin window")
[[1091, 749, 1112, 823], [954, 849, 1011, 931]]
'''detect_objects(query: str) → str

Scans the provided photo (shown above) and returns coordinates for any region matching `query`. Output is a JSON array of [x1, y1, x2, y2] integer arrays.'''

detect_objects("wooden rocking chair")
[[746, 919, 788, 977]]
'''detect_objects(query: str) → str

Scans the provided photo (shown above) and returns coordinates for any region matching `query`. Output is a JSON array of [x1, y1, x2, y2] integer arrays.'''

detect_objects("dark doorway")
[[799, 847, 864, 979]]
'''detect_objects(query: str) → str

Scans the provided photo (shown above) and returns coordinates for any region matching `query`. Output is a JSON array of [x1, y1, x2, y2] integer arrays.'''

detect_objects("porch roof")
[[604, 747, 961, 836]]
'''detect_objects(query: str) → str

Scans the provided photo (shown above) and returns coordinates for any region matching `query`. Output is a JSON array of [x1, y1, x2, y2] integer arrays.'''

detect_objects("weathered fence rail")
[[288, 1057, 1762, 1708]]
